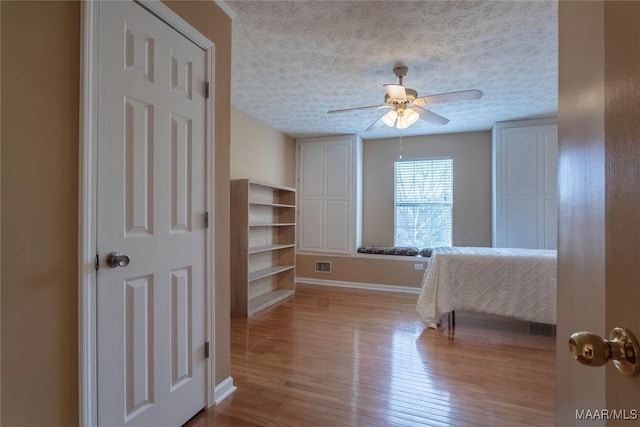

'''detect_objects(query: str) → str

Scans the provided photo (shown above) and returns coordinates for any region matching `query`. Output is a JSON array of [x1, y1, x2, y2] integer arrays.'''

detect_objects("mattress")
[[416, 247, 557, 328]]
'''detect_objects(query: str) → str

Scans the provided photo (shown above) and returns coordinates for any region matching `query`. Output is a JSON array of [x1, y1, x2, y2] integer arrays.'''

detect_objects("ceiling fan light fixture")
[[396, 116, 410, 129], [382, 110, 398, 127], [406, 108, 420, 125], [396, 108, 420, 129]]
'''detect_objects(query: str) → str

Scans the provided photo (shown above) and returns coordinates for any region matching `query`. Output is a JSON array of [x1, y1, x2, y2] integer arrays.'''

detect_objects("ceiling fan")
[[328, 66, 483, 131]]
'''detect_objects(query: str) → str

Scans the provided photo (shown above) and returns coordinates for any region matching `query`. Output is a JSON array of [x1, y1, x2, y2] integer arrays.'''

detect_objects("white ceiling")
[[227, 1, 558, 140]]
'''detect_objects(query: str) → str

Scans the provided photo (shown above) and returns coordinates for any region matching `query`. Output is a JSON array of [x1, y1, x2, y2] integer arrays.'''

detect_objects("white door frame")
[[79, 1, 216, 425]]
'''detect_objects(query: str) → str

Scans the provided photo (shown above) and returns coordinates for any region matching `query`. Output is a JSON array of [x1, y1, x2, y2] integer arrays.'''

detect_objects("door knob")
[[569, 327, 640, 376], [106, 252, 130, 268]]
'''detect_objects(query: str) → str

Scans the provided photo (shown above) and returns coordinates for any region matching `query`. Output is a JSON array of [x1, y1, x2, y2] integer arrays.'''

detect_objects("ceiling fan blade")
[[327, 104, 389, 114], [365, 112, 391, 132], [416, 107, 449, 126], [414, 89, 483, 106], [383, 84, 407, 100]]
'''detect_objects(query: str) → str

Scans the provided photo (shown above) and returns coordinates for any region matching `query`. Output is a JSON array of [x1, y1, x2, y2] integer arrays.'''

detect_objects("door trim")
[[79, 2, 216, 425]]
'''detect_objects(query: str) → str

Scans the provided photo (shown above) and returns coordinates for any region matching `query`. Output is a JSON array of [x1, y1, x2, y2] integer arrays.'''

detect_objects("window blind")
[[394, 158, 453, 248]]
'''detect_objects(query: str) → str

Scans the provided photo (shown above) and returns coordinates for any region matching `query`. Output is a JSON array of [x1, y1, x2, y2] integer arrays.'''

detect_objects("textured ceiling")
[[228, 1, 558, 139]]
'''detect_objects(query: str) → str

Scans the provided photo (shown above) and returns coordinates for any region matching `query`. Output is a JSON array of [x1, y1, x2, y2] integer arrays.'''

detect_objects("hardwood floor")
[[186, 284, 556, 427]]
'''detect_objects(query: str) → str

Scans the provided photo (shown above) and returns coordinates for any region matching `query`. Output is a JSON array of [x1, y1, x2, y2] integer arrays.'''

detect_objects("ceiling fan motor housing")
[[385, 88, 418, 106]]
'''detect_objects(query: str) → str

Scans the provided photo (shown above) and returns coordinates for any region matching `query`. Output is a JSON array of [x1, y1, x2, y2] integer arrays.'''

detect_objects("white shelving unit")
[[230, 179, 296, 316]]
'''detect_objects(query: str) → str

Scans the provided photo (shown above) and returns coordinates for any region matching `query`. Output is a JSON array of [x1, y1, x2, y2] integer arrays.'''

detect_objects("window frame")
[[393, 156, 454, 248]]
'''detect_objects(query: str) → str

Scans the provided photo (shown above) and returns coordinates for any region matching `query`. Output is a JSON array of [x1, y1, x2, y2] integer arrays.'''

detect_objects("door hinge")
[[95, 254, 99, 271], [204, 211, 209, 228], [204, 341, 210, 359], [205, 81, 210, 99]]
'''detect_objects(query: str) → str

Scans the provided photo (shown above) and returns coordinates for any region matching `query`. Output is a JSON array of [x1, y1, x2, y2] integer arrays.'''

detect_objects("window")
[[394, 158, 453, 248]]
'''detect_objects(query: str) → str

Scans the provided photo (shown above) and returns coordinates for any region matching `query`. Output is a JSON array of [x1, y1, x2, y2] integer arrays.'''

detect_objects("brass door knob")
[[569, 327, 640, 376]]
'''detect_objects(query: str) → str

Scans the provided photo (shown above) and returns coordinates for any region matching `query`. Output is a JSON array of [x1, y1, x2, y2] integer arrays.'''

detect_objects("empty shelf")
[[249, 223, 295, 227], [248, 244, 296, 254], [248, 265, 295, 282], [248, 289, 294, 316], [249, 201, 295, 208]]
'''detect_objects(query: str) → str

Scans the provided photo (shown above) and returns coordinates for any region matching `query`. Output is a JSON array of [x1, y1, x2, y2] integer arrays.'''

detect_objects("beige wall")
[[2, 3, 80, 425], [230, 106, 296, 187], [0, 1, 231, 425], [362, 131, 492, 247], [296, 254, 427, 288]]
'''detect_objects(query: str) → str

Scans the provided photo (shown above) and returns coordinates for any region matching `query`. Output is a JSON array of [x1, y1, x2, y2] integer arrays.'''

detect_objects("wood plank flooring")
[[186, 284, 556, 427]]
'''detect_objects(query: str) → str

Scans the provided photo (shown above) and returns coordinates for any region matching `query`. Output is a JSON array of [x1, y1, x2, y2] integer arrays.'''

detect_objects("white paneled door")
[[96, 2, 207, 425]]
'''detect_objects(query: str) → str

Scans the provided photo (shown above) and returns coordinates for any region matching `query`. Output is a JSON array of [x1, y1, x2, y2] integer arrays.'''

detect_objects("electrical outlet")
[[414, 263, 424, 270]]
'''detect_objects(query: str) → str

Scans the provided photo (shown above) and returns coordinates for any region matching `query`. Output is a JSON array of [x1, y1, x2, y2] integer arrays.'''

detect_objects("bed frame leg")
[[447, 311, 456, 330]]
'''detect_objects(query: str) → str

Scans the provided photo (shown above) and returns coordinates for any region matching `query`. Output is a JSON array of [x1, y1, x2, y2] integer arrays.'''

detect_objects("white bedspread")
[[417, 247, 557, 328]]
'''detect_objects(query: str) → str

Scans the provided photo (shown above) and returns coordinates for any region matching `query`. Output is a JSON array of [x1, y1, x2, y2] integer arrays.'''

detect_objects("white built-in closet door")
[[298, 138, 352, 253], [495, 122, 557, 249], [324, 142, 350, 251]]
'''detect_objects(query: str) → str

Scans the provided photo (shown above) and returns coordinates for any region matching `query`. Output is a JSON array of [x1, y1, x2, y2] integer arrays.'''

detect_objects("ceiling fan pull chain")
[[398, 134, 404, 160]]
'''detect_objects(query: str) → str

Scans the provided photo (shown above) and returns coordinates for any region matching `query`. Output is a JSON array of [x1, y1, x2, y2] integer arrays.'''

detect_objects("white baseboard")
[[296, 277, 421, 294], [213, 376, 236, 405]]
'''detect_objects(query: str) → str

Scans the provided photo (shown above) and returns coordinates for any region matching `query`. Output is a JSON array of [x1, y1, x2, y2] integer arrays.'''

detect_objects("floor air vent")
[[314, 261, 332, 273]]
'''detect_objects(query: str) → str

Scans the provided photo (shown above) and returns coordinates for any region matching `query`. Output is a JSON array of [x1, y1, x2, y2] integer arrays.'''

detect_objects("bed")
[[416, 247, 557, 328]]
